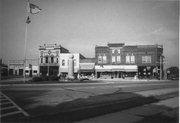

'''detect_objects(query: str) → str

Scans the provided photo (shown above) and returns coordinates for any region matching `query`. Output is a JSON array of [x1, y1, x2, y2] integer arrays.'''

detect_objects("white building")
[[59, 53, 81, 77]]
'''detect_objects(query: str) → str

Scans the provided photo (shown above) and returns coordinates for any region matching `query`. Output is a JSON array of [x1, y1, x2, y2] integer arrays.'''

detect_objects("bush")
[[41, 76, 49, 81], [32, 77, 43, 82], [49, 76, 59, 81]]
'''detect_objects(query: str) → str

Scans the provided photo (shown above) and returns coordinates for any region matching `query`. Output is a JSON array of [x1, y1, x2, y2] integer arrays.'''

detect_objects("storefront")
[[79, 63, 95, 79], [95, 65, 138, 79], [138, 66, 158, 79]]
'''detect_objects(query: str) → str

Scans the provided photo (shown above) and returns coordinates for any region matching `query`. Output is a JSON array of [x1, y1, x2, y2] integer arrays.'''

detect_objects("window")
[[146, 56, 151, 63], [103, 55, 107, 64], [142, 56, 151, 63], [74, 59, 77, 66], [25, 70, 29, 73], [131, 55, 135, 63], [98, 55, 102, 64], [56, 58, 58, 63], [112, 56, 116, 64], [33, 70, 37, 73], [45, 57, 48, 63], [117, 56, 121, 63], [41, 58, 43, 63], [112, 49, 115, 54], [62, 59, 65, 66], [126, 55, 130, 64], [118, 49, 120, 54], [51, 57, 54, 63]]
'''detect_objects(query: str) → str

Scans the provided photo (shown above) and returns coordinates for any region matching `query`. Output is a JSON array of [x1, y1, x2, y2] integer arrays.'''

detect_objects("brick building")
[[95, 43, 163, 79]]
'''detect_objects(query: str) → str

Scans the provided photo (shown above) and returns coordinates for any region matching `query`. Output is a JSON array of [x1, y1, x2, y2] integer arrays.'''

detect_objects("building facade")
[[39, 44, 86, 78], [59, 53, 85, 78], [39, 44, 69, 76], [95, 43, 163, 79], [8, 59, 38, 77]]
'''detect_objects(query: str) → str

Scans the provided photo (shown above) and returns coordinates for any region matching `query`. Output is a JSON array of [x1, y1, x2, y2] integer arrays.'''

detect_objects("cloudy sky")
[[1, 0, 179, 67]]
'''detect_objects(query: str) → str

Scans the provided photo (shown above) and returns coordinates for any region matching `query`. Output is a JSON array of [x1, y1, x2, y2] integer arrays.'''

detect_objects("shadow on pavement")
[[1, 90, 179, 123]]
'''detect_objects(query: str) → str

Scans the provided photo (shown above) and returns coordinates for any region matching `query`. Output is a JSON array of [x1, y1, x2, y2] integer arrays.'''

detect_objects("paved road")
[[0, 80, 179, 122]]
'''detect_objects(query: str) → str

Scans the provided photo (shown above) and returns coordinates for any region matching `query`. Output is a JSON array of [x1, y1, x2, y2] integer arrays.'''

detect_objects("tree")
[[167, 67, 179, 79]]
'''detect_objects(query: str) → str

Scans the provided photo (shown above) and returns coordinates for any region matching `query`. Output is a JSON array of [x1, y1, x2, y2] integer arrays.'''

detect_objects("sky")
[[1, 0, 179, 68]]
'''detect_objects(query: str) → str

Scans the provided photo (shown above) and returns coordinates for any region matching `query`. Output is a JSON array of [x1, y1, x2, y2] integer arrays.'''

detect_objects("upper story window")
[[56, 58, 58, 63], [117, 56, 121, 63], [118, 49, 120, 54], [103, 55, 107, 64], [131, 55, 135, 64], [41, 58, 43, 63], [98, 55, 102, 64], [62, 59, 65, 66], [126, 55, 130, 64], [51, 57, 54, 63], [112, 56, 116, 64], [45, 57, 48, 63], [126, 54, 135, 64], [142, 56, 151, 63], [112, 49, 115, 54], [74, 59, 77, 66]]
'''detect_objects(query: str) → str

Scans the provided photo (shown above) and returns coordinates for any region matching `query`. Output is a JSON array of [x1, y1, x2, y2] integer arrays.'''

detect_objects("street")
[[0, 80, 179, 122]]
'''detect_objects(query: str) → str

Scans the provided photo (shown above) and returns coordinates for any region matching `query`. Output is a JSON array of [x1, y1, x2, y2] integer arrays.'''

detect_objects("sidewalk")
[[76, 97, 179, 123]]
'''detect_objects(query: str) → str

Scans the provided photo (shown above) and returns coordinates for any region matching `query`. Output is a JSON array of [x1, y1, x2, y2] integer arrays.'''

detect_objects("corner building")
[[95, 43, 163, 79]]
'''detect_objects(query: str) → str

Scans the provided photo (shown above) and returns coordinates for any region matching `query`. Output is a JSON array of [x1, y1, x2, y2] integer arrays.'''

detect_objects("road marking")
[[0, 98, 9, 101], [0, 110, 22, 118], [1, 106, 16, 111], [0, 101, 12, 105], [0, 92, 29, 117]]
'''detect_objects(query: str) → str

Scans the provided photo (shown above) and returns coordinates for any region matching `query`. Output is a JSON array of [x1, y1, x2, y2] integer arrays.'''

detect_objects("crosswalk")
[[0, 92, 29, 119]]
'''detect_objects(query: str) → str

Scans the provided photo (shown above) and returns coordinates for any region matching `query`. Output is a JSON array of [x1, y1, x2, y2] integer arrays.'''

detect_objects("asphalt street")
[[0, 80, 179, 122]]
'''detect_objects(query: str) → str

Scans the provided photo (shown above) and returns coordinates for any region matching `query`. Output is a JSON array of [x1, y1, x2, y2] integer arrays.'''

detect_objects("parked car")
[[168, 75, 179, 80]]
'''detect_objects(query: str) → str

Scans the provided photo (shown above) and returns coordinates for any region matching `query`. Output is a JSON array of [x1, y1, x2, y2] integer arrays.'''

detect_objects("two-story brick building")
[[95, 43, 163, 79]]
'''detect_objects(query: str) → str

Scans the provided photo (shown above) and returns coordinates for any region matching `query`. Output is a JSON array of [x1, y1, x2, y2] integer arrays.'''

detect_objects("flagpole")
[[24, 0, 29, 83]]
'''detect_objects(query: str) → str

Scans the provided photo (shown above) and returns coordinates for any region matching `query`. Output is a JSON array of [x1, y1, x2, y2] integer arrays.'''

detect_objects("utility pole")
[[47, 57, 49, 77], [0, 59, 2, 80], [160, 55, 162, 80]]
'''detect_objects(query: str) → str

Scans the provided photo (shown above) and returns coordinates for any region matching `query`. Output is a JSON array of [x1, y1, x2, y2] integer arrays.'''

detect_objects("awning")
[[95, 65, 137, 72], [80, 63, 95, 70], [80, 69, 95, 73]]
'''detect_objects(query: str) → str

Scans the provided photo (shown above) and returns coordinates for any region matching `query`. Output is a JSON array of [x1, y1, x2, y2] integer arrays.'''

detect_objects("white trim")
[[95, 65, 138, 72]]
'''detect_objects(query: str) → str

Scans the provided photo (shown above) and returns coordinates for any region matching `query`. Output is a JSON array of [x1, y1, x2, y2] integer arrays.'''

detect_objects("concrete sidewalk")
[[76, 97, 179, 123]]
